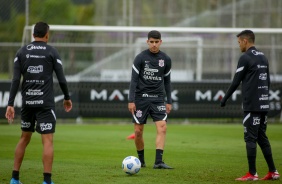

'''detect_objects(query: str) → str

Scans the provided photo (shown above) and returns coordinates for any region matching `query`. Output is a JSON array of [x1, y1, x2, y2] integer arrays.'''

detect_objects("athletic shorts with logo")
[[21, 107, 56, 134], [243, 111, 270, 144], [132, 98, 167, 124]]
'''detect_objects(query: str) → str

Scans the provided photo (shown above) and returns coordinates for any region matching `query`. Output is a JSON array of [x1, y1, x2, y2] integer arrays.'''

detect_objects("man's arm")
[[6, 54, 21, 123], [164, 58, 172, 104], [8, 56, 21, 106], [52, 49, 70, 100], [128, 56, 140, 114], [221, 55, 248, 107]]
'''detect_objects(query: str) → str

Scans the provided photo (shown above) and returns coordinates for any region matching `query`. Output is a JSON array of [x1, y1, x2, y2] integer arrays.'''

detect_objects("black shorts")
[[243, 111, 269, 143], [132, 98, 167, 124], [21, 107, 56, 134]]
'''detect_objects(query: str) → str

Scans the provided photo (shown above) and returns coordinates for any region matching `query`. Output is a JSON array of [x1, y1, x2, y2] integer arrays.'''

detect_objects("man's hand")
[[220, 100, 226, 107], [166, 104, 172, 114], [5, 106, 15, 124], [63, 99, 72, 112], [128, 102, 136, 115]]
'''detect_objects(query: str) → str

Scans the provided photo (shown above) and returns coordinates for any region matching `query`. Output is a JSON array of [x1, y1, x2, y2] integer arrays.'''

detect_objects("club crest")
[[159, 59, 164, 67], [136, 110, 142, 118]]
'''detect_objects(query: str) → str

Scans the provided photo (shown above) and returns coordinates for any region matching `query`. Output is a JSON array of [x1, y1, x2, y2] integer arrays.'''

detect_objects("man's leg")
[[257, 113, 280, 180], [134, 123, 145, 166], [153, 120, 172, 169], [12, 131, 32, 180], [155, 120, 166, 151], [41, 133, 54, 184]]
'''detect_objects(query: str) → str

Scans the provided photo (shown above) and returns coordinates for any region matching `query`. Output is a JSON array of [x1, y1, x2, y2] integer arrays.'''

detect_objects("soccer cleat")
[[260, 170, 280, 180], [10, 178, 22, 184], [235, 172, 259, 181], [153, 162, 173, 169], [141, 163, 146, 167], [42, 181, 54, 184]]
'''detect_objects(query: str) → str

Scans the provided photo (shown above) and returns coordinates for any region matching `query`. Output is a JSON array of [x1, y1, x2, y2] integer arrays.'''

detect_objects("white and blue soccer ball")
[[122, 156, 141, 175]]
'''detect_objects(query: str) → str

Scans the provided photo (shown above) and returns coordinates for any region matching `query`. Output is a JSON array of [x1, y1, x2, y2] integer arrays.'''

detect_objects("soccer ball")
[[122, 156, 141, 175]]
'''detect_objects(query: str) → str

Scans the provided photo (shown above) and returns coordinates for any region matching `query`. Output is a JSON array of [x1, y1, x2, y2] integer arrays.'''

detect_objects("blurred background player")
[[6, 22, 73, 184], [220, 30, 280, 181], [128, 30, 173, 169]]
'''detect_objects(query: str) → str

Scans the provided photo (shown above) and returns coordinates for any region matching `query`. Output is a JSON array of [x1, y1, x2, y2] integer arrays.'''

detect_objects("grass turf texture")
[[1, 123, 281, 184]]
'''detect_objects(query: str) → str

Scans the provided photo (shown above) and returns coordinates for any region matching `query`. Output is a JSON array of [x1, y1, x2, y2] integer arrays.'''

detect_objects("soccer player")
[[220, 30, 280, 181], [6, 22, 73, 184], [128, 30, 173, 169]]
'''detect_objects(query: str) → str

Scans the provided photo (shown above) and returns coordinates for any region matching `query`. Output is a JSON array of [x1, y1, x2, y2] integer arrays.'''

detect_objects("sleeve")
[[8, 54, 22, 106], [52, 48, 70, 100], [164, 57, 172, 104], [128, 55, 141, 102], [222, 55, 248, 103]]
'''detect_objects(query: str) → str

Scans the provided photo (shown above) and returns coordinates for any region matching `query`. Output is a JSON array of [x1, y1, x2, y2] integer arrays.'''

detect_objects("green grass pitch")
[[1, 123, 281, 184]]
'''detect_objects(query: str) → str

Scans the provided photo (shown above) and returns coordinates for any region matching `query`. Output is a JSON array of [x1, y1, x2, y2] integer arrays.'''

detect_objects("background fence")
[[0, 0, 282, 120]]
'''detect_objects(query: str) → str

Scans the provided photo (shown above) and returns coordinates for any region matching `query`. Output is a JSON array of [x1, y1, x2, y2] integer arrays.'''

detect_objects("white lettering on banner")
[[0, 91, 22, 107], [196, 90, 279, 101], [269, 90, 280, 101]]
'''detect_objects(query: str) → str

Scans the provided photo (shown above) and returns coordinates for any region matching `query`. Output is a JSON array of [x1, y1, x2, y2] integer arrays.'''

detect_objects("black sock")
[[246, 142, 257, 175], [264, 154, 276, 172], [137, 149, 145, 164], [12, 170, 19, 180], [155, 149, 163, 164], [247, 156, 256, 175], [43, 173, 52, 184]]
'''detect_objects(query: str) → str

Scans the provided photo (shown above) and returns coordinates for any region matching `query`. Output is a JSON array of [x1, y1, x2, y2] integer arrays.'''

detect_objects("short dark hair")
[[33, 22, 49, 38], [148, 30, 161, 39], [236, 30, 255, 43]]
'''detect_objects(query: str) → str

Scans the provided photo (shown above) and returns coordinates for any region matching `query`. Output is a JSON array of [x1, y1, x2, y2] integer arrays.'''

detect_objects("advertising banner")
[[0, 81, 281, 119]]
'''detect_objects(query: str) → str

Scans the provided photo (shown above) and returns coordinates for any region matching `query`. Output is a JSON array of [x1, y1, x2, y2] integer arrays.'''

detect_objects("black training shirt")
[[128, 49, 172, 104], [8, 41, 70, 107], [223, 46, 270, 111]]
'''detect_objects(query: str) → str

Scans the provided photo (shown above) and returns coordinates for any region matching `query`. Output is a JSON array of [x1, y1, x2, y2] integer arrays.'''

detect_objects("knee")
[[134, 128, 143, 138], [158, 123, 167, 134]]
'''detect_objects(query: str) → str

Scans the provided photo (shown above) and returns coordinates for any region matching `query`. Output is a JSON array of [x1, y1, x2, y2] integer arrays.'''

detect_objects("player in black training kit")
[[6, 22, 72, 184], [128, 30, 173, 169], [220, 30, 280, 181]]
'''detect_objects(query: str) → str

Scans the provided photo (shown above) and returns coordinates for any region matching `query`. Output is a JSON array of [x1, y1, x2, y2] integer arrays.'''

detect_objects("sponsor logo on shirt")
[[142, 93, 158, 98], [260, 105, 269, 109], [26, 89, 43, 96], [259, 94, 269, 101], [26, 100, 44, 105], [27, 65, 43, 73], [26, 80, 44, 85], [259, 73, 267, 80], [252, 50, 264, 56], [257, 65, 267, 68], [26, 54, 46, 59], [26, 44, 46, 50], [258, 86, 268, 89]]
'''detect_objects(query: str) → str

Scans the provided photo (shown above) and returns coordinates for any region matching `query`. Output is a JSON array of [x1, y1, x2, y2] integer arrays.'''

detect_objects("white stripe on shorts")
[[51, 109, 57, 120], [243, 113, 250, 124], [133, 114, 140, 124], [162, 114, 167, 121]]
